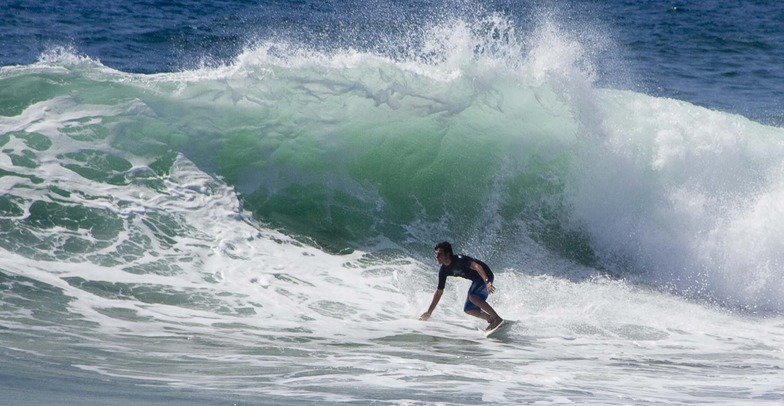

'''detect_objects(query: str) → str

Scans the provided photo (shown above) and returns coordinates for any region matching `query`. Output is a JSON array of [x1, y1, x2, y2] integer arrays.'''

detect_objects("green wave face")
[[202, 63, 581, 255], [0, 46, 585, 259], [4, 21, 784, 311]]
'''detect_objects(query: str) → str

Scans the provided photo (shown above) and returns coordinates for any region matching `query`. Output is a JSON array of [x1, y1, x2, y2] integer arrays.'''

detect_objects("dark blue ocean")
[[2, 1, 784, 405]]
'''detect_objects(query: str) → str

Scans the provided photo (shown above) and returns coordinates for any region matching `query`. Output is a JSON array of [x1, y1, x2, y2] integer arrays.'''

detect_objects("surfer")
[[419, 241, 503, 331]]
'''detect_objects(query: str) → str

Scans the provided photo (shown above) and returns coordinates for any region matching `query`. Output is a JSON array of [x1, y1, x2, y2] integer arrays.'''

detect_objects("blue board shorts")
[[464, 279, 489, 312]]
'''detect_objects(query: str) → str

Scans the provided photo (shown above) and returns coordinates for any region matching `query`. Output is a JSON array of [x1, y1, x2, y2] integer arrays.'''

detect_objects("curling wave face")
[[1, 14, 783, 315]]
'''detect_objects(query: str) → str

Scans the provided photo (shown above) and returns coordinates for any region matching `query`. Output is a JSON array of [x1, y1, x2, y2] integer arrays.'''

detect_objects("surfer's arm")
[[470, 261, 495, 293], [419, 289, 444, 320]]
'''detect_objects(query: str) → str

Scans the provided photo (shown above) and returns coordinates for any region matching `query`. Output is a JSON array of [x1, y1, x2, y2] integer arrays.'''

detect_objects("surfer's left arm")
[[419, 289, 444, 320], [470, 261, 495, 293]]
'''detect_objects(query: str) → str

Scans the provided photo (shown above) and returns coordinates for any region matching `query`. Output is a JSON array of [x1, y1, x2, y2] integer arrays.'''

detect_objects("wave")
[[1, 15, 783, 312]]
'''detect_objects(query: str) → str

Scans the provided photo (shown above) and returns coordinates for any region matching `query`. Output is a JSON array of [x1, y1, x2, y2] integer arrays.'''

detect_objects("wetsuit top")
[[437, 255, 494, 290]]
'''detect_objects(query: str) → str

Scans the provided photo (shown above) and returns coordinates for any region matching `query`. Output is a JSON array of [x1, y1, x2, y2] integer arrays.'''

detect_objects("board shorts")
[[463, 279, 489, 312]]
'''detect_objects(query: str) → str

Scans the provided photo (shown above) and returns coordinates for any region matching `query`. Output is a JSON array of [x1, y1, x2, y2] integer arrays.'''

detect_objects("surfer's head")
[[434, 241, 453, 260]]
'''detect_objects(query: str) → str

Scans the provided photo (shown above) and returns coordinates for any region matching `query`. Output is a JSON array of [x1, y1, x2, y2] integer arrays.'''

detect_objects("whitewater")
[[2, 10, 784, 406]]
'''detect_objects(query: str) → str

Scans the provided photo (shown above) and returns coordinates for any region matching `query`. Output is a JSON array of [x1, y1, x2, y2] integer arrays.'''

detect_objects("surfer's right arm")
[[419, 289, 444, 320]]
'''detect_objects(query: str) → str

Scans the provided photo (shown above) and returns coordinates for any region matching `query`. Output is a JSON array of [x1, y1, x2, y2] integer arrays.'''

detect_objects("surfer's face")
[[434, 249, 448, 265]]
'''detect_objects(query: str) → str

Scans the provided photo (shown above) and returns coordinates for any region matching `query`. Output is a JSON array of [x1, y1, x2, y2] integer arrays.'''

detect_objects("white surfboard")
[[484, 319, 513, 338]]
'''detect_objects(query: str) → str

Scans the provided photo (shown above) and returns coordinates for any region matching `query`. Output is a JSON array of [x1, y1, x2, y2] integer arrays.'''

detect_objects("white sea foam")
[[567, 89, 784, 311], [2, 150, 782, 404]]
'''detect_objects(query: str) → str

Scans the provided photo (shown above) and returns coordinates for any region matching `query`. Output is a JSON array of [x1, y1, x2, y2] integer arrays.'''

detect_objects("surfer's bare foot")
[[486, 317, 503, 331]]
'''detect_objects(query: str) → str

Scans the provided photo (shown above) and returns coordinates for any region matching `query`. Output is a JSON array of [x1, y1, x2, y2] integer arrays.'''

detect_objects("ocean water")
[[2, 1, 784, 405]]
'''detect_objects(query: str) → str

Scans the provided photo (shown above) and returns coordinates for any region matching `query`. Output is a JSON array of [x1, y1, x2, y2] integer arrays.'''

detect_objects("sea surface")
[[2, 1, 784, 404]]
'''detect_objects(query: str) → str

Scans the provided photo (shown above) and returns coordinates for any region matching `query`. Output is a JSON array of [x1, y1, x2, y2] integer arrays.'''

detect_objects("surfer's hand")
[[487, 281, 495, 294], [419, 312, 431, 321]]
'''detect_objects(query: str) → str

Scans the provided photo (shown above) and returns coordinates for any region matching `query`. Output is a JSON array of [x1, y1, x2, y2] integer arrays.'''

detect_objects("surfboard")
[[484, 319, 513, 338]]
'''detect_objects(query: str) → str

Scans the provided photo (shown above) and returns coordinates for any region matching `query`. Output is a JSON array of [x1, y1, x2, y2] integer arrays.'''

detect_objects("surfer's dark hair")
[[434, 241, 453, 256]]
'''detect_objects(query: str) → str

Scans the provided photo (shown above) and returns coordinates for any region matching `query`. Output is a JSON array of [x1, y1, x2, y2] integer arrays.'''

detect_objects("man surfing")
[[419, 241, 503, 331]]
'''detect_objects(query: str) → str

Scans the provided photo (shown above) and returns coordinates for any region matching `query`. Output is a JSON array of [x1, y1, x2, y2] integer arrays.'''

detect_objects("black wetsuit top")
[[437, 255, 494, 290]]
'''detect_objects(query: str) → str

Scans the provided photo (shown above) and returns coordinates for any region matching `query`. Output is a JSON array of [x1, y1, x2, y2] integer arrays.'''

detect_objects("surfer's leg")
[[464, 309, 491, 321], [464, 281, 501, 327], [468, 295, 503, 329], [464, 281, 488, 319]]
